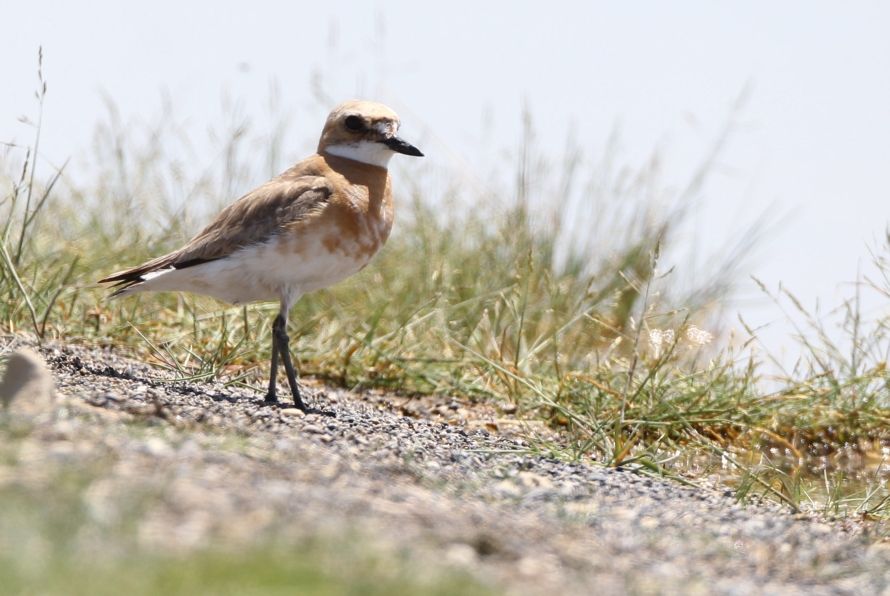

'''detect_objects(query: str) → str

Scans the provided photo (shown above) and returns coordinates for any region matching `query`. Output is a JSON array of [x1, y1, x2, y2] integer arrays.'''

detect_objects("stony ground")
[[2, 338, 890, 595]]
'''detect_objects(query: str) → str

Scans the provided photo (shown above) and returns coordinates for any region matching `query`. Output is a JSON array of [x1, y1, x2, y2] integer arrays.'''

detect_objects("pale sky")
[[3, 1, 890, 359]]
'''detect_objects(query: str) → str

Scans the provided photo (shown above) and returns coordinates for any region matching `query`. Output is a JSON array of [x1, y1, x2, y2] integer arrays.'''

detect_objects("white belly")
[[134, 232, 379, 306]]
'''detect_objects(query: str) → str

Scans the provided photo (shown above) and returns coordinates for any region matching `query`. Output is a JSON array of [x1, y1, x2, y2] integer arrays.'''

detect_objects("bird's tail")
[[97, 253, 178, 298], [97, 252, 221, 298]]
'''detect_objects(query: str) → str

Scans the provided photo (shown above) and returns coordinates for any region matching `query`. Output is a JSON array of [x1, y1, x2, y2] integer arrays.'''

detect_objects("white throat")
[[325, 141, 394, 168]]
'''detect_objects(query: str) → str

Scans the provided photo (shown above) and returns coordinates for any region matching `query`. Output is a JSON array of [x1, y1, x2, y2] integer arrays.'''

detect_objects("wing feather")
[[98, 175, 332, 290]]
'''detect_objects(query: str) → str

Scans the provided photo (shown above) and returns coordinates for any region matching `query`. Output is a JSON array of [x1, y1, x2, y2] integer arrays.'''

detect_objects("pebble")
[[2, 337, 887, 595], [0, 347, 55, 415]]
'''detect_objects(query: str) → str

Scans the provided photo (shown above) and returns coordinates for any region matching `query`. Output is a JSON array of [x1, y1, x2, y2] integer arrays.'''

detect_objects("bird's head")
[[318, 100, 423, 168]]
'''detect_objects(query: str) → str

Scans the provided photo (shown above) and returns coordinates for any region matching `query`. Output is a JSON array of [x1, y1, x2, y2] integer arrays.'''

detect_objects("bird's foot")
[[263, 392, 279, 405]]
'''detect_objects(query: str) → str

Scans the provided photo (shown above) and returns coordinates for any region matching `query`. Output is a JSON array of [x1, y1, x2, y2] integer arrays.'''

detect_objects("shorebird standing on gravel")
[[98, 100, 423, 414]]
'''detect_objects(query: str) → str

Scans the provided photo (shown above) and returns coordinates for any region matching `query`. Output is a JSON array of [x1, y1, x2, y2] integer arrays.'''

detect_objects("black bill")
[[383, 136, 424, 157]]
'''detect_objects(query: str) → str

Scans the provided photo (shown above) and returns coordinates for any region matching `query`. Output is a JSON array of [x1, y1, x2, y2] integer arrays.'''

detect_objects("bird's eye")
[[344, 115, 364, 131]]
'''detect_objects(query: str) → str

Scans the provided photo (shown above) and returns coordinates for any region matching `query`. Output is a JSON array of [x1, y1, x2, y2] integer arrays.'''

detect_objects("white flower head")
[[685, 325, 713, 347], [648, 328, 675, 358]]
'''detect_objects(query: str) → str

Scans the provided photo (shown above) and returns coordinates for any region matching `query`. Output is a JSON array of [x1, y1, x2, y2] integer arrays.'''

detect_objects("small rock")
[[279, 408, 306, 417], [516, 471, 554, 490], [445, 542, 478, 566], [493, 479, 522, 497], [0, 348, 55, 416], [142, 437, 173, 457]]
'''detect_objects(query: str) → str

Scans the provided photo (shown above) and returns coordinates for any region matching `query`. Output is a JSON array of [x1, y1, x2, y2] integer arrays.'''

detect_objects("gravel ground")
[[3, 338, 890, 595]]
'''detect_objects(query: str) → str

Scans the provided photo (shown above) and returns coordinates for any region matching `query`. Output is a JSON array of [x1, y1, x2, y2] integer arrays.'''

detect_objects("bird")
[[98, 100, 423, 414]]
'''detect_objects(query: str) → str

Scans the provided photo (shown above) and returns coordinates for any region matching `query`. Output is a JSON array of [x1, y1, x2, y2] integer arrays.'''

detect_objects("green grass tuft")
[[2, 53, 889, 520]]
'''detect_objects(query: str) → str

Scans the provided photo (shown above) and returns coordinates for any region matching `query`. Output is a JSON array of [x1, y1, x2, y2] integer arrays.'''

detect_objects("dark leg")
[[272, 313, 307, 411], [264, 321, 280, 403], [271, 311, 334, 416]]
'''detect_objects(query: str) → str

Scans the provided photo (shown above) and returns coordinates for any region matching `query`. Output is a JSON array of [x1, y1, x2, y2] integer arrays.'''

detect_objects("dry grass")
[[2, 54, 889, 520]]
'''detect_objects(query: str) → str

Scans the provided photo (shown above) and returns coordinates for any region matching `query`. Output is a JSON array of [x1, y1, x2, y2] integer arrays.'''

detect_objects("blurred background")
[[2, 0, 889, 361]]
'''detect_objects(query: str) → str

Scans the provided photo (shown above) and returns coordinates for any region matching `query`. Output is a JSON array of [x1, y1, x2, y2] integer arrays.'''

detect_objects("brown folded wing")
[[98, 175, 333, 287]]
